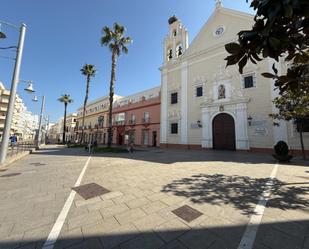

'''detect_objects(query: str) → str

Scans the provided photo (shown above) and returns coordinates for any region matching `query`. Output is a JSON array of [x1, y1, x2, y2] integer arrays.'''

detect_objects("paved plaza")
[[0, 145, 308, 249]]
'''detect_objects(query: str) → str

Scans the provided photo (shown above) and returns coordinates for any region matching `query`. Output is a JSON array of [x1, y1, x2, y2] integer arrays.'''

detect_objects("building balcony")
[[128, 119, 136, 125], [114, 120, 125, 126], [0, 97, 9, 104], [141, 117, 150, 124], [0, 106, 7, 112], [3, 90, 10, 96]]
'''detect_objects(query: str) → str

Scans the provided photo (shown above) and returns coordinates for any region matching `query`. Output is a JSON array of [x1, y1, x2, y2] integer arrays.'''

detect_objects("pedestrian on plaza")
[[128, 141, 134, 153], [9, 135, 17, 147]]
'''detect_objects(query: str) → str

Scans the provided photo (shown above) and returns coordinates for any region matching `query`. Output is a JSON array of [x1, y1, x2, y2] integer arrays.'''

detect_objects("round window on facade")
[[213, 25, 225, 37]]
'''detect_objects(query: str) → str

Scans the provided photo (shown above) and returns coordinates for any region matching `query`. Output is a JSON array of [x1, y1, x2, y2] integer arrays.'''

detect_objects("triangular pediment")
[[183, 7, 254, 58]]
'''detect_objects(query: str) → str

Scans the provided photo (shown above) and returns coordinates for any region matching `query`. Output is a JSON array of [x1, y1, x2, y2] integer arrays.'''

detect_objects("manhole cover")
[[0, 173, 21, 177], [72, 183, 110, 200], [30, 162, 46, 166], [172, 205, 203, 222]]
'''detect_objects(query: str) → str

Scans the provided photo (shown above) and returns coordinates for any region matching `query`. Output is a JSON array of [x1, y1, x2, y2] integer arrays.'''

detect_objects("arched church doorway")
[[212, 113, 236, 150]]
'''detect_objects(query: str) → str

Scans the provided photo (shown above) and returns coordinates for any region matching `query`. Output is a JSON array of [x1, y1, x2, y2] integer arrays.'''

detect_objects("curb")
[[0, 149, 34, 169]]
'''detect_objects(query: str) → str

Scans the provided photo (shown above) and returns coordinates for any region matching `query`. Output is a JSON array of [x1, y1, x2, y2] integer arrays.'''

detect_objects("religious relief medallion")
[[219, 105, 224, 112], [213, 25, 225, 37]]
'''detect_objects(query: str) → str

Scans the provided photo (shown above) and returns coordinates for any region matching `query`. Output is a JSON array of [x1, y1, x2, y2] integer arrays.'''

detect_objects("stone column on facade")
[[160, 69, 168, 144], [172, 36, 176, 60], [235, 103, 250, 150], [163, 38, 167, 63], [201, 107, 211, 148], [180, 62, 188, 145]]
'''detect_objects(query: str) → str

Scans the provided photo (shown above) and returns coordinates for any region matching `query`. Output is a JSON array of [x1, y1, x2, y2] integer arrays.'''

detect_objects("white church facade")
[[160, 2, 309, 153]]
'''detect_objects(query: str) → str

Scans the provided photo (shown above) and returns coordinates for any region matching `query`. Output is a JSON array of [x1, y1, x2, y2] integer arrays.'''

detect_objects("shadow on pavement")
[[162, 174, 309, 216], [30, 146, 308, 167], [1, 220, 308, 249]]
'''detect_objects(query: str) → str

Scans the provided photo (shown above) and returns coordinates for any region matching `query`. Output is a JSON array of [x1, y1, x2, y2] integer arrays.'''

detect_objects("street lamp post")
[[0, 22, 26, 165], [34, 95, 45, 149]]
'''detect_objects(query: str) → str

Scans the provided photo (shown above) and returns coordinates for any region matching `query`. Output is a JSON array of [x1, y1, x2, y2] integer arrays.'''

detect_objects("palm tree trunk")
[[63, 102, 67, 143], [299, 119, 306, 160], [107, 51, 117, 148], [80, 75, 90, 144]]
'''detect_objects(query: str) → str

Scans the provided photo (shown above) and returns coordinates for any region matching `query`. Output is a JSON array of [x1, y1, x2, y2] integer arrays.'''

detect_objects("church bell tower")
[[164, 15, 189, 64]]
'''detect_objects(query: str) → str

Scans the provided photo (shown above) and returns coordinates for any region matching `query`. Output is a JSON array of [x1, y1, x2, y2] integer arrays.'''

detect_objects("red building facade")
[[112, 87, 160, 147]]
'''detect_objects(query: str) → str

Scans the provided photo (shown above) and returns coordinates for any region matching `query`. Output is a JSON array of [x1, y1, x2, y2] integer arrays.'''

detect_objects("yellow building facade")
[[160, 3, 309, 153]]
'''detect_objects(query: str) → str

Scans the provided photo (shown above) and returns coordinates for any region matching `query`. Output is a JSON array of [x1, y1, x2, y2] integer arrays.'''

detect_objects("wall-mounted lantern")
[[197, 120, 202, 128], [247, 115, 253, 126]]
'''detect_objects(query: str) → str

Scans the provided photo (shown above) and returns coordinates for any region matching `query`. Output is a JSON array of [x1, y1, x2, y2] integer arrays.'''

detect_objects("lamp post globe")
[[24, 82, 35, 93]]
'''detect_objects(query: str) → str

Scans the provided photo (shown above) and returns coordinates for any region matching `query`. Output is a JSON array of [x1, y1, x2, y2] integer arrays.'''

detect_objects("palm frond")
[[81, 64, 96, 77], [102, 26, 112, 36], [121, 46, 128, 54], [114, 23, 125, 35], [100, 23, 131, 56], [121, 36, 132, 45], [109, 43, 116, 53], [101, 35, 111, 46], [58, 94, 73, 104]]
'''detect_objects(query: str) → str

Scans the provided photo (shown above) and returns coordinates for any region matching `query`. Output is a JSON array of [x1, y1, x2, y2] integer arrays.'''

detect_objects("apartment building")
[[112, 87, 161, 147], [48, 122, 61, 143], [0, 82, 38, 141], [74, 87, 161, 147], [76, 95, 122, 144], [0, 82, 10, 141], [64, 113, 77, 142]]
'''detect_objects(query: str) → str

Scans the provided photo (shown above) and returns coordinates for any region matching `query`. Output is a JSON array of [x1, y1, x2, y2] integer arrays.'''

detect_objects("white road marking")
[[238, 163, 279, 249], [42, 156, 92, 249]]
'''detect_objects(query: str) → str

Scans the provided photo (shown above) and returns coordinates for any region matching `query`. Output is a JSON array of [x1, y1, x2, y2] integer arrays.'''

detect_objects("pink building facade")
[[112, 87, 160, 147]]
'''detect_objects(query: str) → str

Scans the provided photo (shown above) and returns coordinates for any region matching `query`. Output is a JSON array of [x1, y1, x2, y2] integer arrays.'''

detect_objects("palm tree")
[[80, 64, 96, 144], [58, 94, 73, 143], [100, 23, 131, 148]]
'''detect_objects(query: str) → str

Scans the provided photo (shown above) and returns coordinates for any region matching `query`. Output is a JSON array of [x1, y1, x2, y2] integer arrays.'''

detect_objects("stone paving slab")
[[1, 146, 309, 249]]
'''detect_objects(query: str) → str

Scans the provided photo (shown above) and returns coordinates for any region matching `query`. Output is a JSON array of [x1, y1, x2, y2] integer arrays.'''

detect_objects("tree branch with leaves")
[[225, 0, 309, 93]]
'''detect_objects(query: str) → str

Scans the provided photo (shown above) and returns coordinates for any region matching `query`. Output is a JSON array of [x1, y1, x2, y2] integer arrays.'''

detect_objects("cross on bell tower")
[[216, 0, 223, 8]]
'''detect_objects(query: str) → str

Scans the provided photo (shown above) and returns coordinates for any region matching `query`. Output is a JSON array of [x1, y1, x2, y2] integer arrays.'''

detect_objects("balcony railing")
[[128, 119, 136, 125], [4, 140, 36, 159], [0, 106, 8, 112], [114, 120, 125, 126], [141, 117, 150, 124]]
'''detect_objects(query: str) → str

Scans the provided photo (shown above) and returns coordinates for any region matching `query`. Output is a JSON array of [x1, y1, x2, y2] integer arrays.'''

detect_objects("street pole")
[[36, 95, 45, 149], [45, 115, 50, 143], [0, 23, 26, 165]]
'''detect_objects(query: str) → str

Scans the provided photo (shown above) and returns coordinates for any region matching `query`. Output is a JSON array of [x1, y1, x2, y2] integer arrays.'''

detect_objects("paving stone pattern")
[[172, 205, 203, 223], [72, 183, 110, 200], [0, 145, 308, 249]]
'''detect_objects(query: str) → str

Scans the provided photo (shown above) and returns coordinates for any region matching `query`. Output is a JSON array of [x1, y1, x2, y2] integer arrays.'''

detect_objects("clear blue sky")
[[0, 0, 253, 123]]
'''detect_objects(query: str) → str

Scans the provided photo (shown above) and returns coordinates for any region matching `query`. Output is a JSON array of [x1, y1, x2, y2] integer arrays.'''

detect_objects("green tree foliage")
[[225, 0, 309, 93], [270, 75, 308, 159], [58, 94, 73, 144], [225, 0, 309, 159], [80, 64, 96, 144], [100, 23, 132, 148]]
